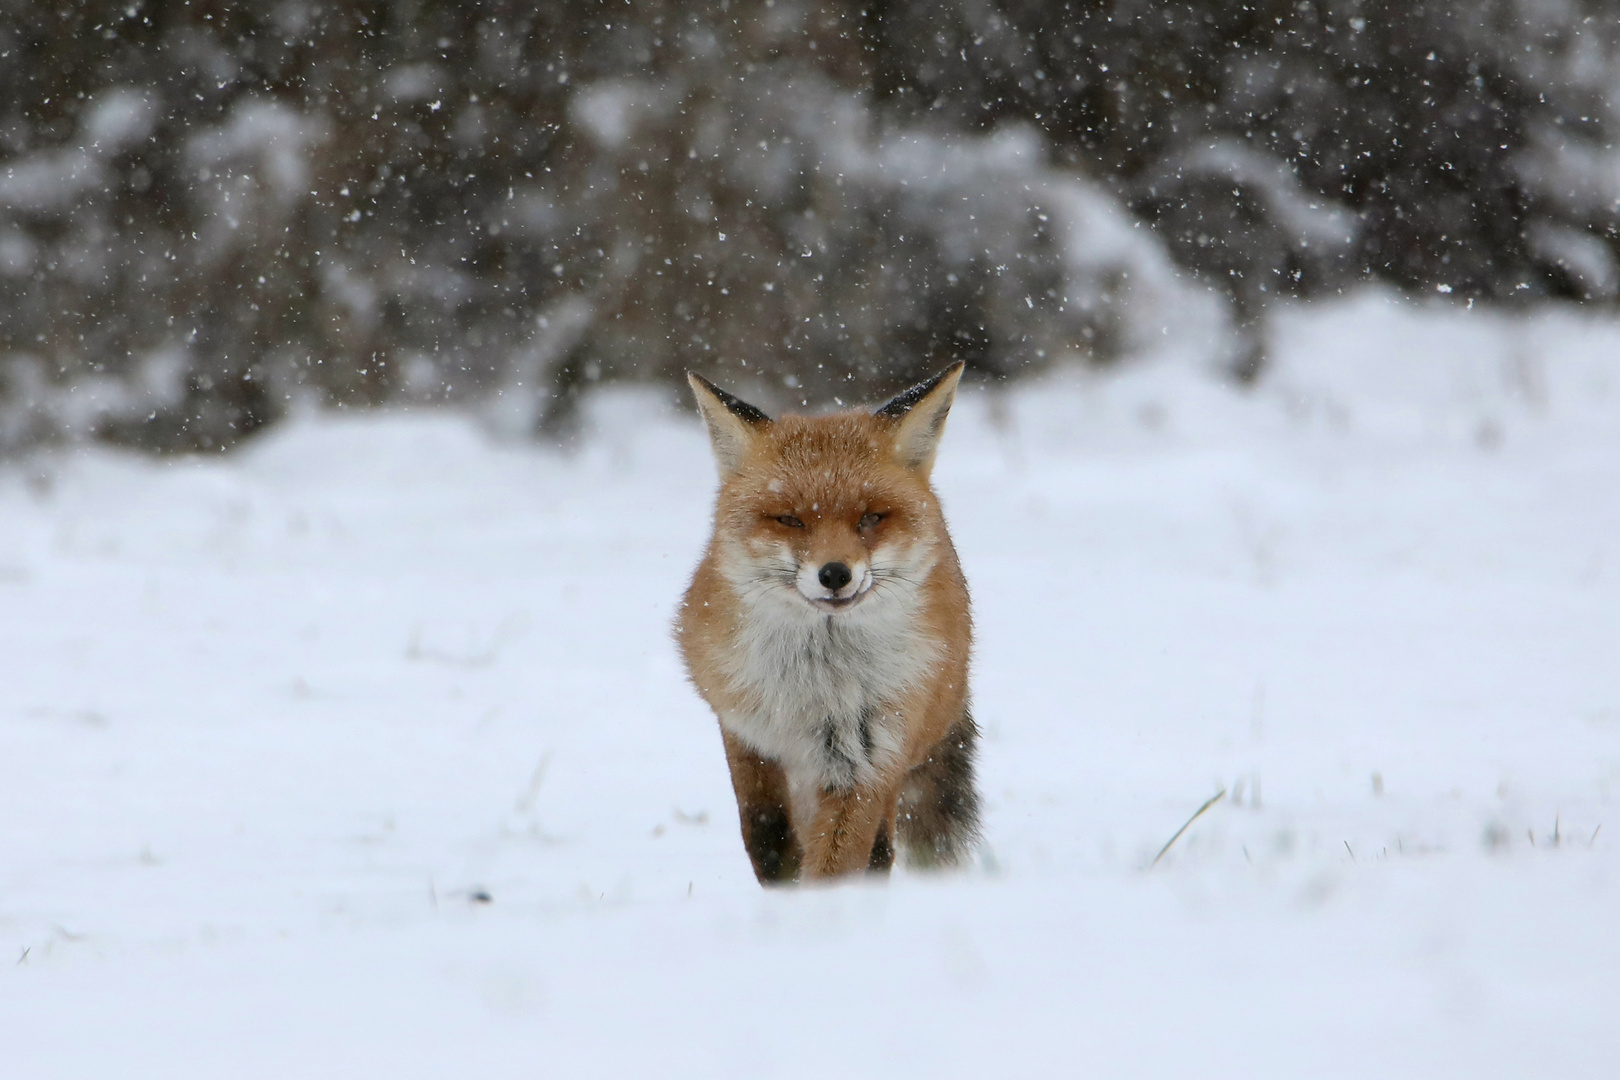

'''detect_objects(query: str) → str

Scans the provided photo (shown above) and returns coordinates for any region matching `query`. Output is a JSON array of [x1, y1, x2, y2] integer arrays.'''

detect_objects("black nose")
[[818, 561, 852, 592]]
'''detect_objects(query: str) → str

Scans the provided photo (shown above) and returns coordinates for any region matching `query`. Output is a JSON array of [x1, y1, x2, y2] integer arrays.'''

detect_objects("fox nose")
[[818, 561, 853, 593]]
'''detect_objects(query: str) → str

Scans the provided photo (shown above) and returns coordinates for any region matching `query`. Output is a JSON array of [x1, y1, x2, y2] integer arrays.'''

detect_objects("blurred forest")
[[1, 0, 1617, 453]]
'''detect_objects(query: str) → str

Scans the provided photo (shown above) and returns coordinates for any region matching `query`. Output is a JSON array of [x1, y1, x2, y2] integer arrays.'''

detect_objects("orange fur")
[[676, 365, 979, 883]]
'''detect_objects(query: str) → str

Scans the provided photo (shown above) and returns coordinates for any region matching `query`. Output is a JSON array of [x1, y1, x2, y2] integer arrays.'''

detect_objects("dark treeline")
[[1, 1, 1615, 452]]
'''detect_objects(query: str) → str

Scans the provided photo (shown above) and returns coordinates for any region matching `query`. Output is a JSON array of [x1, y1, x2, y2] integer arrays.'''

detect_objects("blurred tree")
[[866, 0, 1620, 376], [0, 0, 1111, 449], [0, 0, 1614, 450]]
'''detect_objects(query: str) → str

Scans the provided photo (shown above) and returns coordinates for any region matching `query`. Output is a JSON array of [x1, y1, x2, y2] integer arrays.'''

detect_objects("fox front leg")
[[800, 781, 903, 879], [721, 730, 802, 884]]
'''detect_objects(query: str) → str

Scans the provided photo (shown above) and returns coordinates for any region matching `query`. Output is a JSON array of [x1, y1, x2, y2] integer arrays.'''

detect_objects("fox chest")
[[714, 612, 936, 789]]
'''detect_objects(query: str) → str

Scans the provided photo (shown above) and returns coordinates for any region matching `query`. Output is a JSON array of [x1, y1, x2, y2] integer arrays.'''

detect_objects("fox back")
[[676, 364, 980, 883]]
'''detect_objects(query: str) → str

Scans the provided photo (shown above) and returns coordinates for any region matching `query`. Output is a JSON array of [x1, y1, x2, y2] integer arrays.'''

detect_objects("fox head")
[[688, 363, 964, 618]]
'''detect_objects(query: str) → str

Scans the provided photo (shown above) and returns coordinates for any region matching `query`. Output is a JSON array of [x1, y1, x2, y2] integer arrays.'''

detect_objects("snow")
[[1527, 221, 1620, 300], [569, 78, 672, 150], [3, 292, 1618, 1077], [0, 90, 155, 214], [186, 99, 325, 210], [1158, 137, 1360, 251]]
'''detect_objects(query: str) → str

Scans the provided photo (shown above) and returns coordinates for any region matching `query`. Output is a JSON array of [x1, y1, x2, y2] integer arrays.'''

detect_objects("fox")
[[675, 362, 980, 884]]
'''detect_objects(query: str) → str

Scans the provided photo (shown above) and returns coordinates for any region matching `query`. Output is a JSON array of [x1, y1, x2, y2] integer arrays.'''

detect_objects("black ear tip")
[[689, 372, 773, 425], [873, 362, 965, 419]]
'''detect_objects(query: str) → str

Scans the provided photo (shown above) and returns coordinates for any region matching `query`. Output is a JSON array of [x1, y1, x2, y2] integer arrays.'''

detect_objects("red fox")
[[676, 363, 980, 883]]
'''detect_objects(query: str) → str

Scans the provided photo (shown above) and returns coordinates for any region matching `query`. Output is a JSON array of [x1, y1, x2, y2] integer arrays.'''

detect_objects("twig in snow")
[[1152, 789, 1226, 866], [514, 752, 553, 814], [1592, 824, 1603, 847]]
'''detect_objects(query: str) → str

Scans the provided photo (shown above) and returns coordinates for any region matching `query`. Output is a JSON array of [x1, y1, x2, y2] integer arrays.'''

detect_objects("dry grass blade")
[[1152, 789, 1227, 867]]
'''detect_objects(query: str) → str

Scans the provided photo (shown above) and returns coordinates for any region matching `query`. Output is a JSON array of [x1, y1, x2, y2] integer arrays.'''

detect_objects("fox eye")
[[858, 512, 885, 531], [774, 515, 806, 528]]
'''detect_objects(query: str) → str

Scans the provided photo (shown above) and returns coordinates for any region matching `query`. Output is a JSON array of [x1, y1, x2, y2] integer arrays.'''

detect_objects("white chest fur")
[[715, 579, 940, 793]]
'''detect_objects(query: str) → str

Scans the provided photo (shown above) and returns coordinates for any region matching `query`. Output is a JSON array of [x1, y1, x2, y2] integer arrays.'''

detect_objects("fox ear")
[[874, 362, 964, 474], [687, 372, 772, 479]]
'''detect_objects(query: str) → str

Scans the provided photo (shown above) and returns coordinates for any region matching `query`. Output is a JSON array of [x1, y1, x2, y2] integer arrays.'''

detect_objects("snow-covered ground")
[[2, 292, 1617, 1078]]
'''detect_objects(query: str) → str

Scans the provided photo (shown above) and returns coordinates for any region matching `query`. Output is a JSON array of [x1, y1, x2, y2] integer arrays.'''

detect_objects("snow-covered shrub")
[[0, 1, 1159, 453], [871, 0, 1620, 372], [1, 0, 1616, 452]]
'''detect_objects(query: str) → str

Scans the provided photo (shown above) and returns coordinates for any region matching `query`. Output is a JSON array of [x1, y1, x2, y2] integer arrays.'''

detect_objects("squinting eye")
[[775, 515, 806, 528], [858, 512, 885, 531]]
